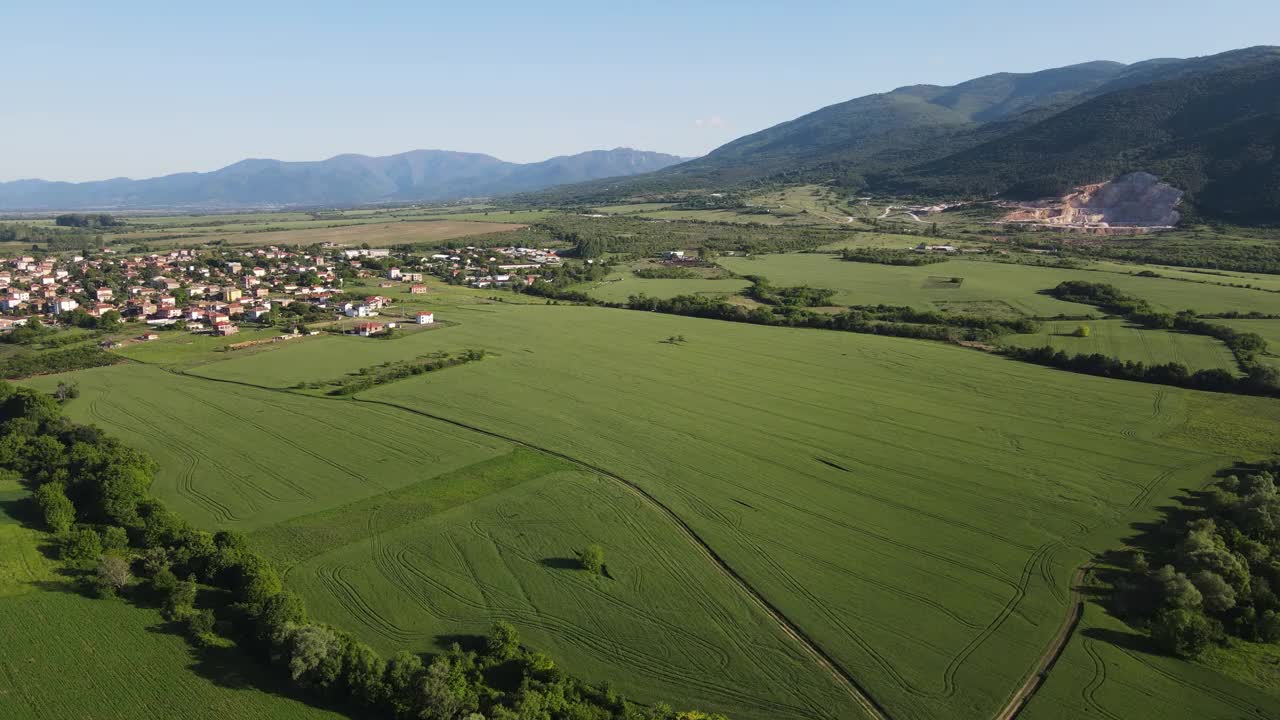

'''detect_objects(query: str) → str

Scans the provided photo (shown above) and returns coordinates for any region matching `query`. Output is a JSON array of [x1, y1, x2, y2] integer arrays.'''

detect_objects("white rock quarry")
[[1001, 172, 1183, 233]]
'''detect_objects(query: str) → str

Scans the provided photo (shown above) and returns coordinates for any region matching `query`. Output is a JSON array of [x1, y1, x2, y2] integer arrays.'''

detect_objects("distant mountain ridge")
[[536, 46, 1280, 222], [0, 148, 686, 211]]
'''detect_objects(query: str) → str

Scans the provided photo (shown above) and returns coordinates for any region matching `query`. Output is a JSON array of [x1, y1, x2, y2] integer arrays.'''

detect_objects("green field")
[[32, 364, 511, 530], [41, 302, 1274, 719], [717, 254, 1280, 316], [1001, 320, 1239, 372]]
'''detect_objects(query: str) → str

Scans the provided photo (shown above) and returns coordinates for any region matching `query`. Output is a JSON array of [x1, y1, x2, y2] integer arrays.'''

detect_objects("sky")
[[2, 0, 1277, 182]]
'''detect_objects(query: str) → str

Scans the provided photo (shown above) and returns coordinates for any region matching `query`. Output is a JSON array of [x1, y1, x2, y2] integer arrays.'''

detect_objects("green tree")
[[579, 544, 605, 575], [33, 482, 75, 534], [385, 650, 425, 718], [1151, 608, 1216, 657], [283, 623, 344, 690], [487, 620, 520, 661], [162, 575, 198, 621], [62, 526, 102, 566], [1074, 324, 1091, 338], [100, 525, 129, 553]]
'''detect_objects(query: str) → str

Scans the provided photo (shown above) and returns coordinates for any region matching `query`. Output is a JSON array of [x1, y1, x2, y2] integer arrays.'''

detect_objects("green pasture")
[[717, 254, 1280, 316], [1001, 320, 1238, 372]]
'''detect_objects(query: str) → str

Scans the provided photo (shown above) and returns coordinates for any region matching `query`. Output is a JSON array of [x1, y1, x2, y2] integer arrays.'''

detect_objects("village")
[[0, 242, 566, 341]]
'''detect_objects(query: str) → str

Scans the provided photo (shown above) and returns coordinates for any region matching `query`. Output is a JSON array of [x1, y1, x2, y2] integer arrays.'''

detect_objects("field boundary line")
[[163, 367, 890, 720]]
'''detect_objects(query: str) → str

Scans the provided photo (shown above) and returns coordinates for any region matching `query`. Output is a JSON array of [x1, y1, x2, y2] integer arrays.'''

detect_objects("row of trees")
[[625, 293, 1035, 344], [0, 383, 723, 720], [55, 213, 124, 228], [327, 350, 486, 395], [838, 248, 948, 266], [0, 345, 119, 380], [1111, 469, 1280, 657], [743, 278, 837, 308], [1041, 281, 1280, 395], [999, 345, 1279, 395]]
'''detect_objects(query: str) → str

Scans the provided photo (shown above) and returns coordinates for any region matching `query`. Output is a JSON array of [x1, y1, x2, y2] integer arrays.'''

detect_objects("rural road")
[[992, 562, 1091, 720]]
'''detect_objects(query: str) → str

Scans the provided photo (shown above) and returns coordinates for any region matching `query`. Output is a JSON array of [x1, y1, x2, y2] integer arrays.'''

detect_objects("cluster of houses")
[[0, 243, 452, 339], [426, 245, 562, 289]]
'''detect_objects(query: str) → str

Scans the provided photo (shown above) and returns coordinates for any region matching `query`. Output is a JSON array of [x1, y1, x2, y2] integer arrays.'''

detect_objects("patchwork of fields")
[[717, 254, 1280, 316], [24, 303, 1280, 720]]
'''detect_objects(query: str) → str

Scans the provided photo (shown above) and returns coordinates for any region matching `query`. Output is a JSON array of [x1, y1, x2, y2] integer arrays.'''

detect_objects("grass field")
[[83, 302, 1279, 720], [717, 254, 1280, 316], [1001, 320, 1239, 372]]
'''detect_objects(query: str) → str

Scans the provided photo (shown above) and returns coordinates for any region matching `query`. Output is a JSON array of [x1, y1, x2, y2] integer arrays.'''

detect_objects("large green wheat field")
[[26, 304, 1280, 720]]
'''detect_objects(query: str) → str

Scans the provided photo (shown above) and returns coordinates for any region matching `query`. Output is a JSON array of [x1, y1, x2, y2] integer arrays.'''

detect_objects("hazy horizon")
[[3, 0, 1277, 182]]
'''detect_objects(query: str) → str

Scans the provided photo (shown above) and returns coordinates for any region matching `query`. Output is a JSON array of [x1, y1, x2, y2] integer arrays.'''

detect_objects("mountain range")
[[539, 46, 1280, 223], [0, 148, 686, 211]]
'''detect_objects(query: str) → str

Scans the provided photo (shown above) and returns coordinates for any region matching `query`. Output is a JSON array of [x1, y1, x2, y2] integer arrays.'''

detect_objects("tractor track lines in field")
[[938, 542, 1057, 701], [97, 395, 240, 523], [1116, 646, 1271, 718], [190, 391, 362, 496], [127, 394, 301, 504], [346, 396, 892, 720], [314, 564, 416, 644], [1081, 640, 1121, 720]]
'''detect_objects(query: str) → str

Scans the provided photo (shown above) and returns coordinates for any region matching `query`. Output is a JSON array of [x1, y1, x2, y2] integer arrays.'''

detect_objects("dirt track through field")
[[992, 562, 1090, 720], [164, 366, 890, 720]]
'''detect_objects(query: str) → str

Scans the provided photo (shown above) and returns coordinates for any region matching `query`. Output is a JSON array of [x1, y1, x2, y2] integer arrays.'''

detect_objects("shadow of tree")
[[540, 557, 582, 571]]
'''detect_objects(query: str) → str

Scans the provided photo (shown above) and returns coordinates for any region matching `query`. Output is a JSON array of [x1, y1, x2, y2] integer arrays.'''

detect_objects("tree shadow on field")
[[1077, 462, 1265, 663], [435, 633, 486, 654], [165, 624, 369, 718], [540, 557, 582, 571], [1081, 627, 1164, 658]]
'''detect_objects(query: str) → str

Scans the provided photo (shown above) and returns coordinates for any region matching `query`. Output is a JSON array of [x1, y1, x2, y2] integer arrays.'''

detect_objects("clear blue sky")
[[3, 0, 1276, 182]]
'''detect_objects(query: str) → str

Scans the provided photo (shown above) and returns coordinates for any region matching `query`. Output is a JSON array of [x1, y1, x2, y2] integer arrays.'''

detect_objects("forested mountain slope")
[[882, 54, 1280, 221]]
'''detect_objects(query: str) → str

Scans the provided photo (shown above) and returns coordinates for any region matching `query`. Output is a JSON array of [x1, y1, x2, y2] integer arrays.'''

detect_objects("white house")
[[415, 311, 435, 325]]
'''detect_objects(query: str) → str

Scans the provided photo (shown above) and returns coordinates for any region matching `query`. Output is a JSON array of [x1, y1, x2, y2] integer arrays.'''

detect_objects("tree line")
[[55, 213, 124, 229], [325, 350, 486, 395], [0, 383, 724, 720], [838, 248, 948, 266], [1109, 467, 1280, 658], [1027, 281, 1280, 396], [0, 345, 119, 380], [626, 292, 1035, 344]]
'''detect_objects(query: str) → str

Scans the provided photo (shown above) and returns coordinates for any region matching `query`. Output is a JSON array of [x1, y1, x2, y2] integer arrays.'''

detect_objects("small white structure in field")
[[416, 311, 435, 325]]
